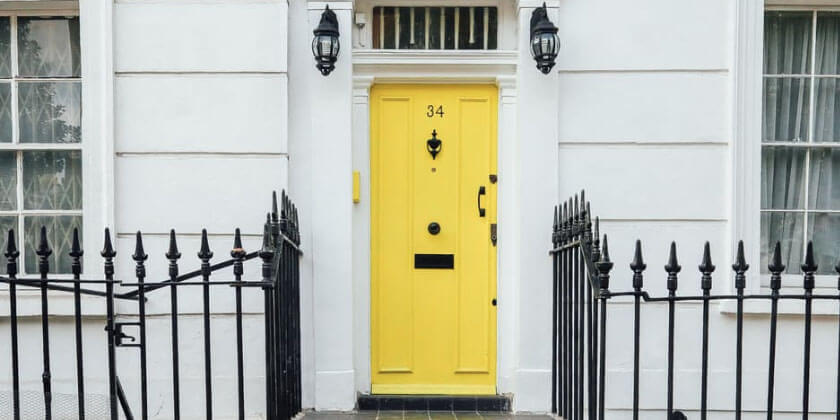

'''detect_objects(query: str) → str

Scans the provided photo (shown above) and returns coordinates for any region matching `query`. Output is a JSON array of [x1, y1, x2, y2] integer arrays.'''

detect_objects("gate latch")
[[490, 223, 497, 246], [111, 322, 142, 348]]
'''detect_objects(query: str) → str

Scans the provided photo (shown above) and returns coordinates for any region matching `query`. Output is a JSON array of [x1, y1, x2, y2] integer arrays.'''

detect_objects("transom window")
[[0, 14, 82, 274], [761, 10, 839, 276], [372, 6, 498, 50]]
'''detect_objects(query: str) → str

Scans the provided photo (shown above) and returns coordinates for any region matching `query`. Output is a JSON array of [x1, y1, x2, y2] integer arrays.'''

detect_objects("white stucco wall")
[[554, 0, 838, 418]]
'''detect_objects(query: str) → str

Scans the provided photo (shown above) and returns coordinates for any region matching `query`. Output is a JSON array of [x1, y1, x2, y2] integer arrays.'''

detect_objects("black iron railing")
[[1, 190, 302, 420], [551, 191, 840, 420]]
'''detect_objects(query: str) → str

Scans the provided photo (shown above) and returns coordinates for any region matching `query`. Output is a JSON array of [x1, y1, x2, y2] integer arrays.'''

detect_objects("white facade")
[[0, 0, 838, 419]]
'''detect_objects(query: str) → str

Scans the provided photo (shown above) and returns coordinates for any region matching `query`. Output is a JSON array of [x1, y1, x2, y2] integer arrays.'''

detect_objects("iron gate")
[[551, 191, 840, 420], [1, 191, 302, 420]]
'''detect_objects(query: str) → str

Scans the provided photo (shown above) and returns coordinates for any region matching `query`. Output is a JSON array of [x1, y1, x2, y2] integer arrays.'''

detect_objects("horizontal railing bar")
[[0, 278, 140, 301], [119, 280, 269, 287], [0, 277, 123, 284], [606, 291, 840, 301], [119, 251, 261, 298], [550, 240, 582, 254]]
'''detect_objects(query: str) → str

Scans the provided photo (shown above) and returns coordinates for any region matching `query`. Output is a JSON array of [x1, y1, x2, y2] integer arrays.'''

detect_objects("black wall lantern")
[[312, 5, 340, 76], [530, 3, 560, 74]]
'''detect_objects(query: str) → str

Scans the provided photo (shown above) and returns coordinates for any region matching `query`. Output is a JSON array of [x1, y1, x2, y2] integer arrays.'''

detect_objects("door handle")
[[477, 186, 486, 217]]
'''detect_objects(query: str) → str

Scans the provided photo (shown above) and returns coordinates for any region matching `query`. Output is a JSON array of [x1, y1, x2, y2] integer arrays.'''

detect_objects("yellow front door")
[[370, 84, 498, 395]]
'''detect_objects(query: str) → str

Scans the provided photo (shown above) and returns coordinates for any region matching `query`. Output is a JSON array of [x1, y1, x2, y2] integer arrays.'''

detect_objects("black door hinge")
[[490, 223, 497, 246]]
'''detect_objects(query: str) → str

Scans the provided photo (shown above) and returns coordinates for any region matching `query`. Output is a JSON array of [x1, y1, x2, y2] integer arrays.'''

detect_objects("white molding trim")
[[353, 50, 517, 81], [731, 0, 763, 296]]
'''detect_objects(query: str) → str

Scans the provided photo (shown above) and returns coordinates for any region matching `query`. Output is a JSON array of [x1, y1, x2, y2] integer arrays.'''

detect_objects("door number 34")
[[426, 105, 445, 118]]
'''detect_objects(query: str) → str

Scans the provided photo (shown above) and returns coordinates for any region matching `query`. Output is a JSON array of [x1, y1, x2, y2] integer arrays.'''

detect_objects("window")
[[372, 6, 498, 50], [0, 15, 82, 274], [761, 10, 839, 276]]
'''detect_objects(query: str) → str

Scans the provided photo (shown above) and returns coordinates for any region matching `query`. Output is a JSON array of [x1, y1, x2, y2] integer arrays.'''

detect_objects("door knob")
[[428, 222, 441, 235]]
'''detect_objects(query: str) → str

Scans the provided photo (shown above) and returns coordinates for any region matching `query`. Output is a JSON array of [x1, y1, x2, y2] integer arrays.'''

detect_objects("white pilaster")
[[495, 75, 519, 396], [514, 0, 560, 412], [307, 0, 356, 411]]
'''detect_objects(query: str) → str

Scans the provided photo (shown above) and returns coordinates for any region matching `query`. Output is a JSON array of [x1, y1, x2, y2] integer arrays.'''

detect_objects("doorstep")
[[357, 395, 512, 412], [302, 412, 551, 420]]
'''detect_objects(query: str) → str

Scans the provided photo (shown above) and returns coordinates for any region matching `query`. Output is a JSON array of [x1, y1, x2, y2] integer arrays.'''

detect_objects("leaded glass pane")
[[22, 150, 82, 210], [814, 78, 840, 142], [24, 215, 80, 274], [17, 17, 81, 77], [0, 82, 11, 142], [760, 212, 805, 274], [0, 216, 17, 274], [763, 77, 811, 142], [816, 12, 840, 75], [0, 17, 11, 78], [761, 147, 807, 210], [0, 152, 16, 210], [764, 12, 812, 75], [808, 213, 840, 275], [809, 148, 840, 210], [373, 6, 496, 50], [18, 81, 81, 143]]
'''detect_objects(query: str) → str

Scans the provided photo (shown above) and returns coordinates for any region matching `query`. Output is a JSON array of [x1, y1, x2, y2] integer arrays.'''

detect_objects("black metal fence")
[[1, 191, 302, 420], [551, 191, 840, 420]]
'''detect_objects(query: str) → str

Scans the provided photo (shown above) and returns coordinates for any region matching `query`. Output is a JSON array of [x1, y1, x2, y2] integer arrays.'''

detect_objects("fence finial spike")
[[231, 228, 247, 259], [69, 228, 83, 258], [593, 216, 600, 239], [585, 202, 591, 224], [665, 241, 681, 274], [260, 214, 273, 258], [4, 228, 18, 257], [198, 228, 214, 260], [553, 206, 558, 229], [599, 235, 611, 263], [100, 227, 116, 258], [166, 229, 181, 260], [630, 239, 646, 272], [732, 240, 749, 273], [768, 241, 785, 274], [36, 225, 52, 257], [699, 241, 715, 274], [801, 240, 817, 274], [133, 231, 148, 261]]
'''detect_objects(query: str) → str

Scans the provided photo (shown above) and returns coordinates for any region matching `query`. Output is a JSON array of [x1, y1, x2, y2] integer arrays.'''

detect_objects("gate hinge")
[[490, 223, 497, 246]]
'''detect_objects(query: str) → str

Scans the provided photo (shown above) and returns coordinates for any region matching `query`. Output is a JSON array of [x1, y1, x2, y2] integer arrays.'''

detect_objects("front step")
[[357, 395, 511, 412]]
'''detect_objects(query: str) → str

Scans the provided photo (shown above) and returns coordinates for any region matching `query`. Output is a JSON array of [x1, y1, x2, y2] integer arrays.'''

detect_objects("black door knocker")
[[427, 130, 442, 160]]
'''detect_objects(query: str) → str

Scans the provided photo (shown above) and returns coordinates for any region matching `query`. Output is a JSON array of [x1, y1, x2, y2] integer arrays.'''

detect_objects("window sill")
[[0, 289, 107, 317], [719, 287, 840, 316]]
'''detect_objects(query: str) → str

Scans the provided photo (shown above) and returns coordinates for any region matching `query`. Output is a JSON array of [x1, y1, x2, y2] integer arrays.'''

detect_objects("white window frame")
[[0, 0, 113, 314], [0, 11, 83, 276], [733, 0, 840, 298]]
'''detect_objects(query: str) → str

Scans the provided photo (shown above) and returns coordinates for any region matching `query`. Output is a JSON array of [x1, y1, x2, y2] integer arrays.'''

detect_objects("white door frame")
[[350, 50, 519, 395]]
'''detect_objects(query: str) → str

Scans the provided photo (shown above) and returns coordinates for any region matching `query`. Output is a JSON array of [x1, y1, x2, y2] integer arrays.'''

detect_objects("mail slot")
[[414, 254, 454, 269]]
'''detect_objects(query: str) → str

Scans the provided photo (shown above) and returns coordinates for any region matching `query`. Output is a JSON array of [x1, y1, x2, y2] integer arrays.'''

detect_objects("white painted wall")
[[554, 0, 838, 418]]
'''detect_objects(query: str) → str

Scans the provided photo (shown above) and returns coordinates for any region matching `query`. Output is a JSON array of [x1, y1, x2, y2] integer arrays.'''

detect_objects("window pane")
[[23, 215, 81, 274], [807, 213, 840, 275], [761, 147, 807, 209], [763, 77, 811, 142], [761, 212, 805, 274], [22, 150, 82, 210], [809, 148, 840, 210], [0, 17, 11, 78], [17, 17, 81, 77], [816, 12, 840, 75], [0, 82, 11, 142], [18, 81, 81, 143], [814, 78, 840, 142], [0, 216, 17, 274], [764, 11, 812, 75], [0, 151, 16, 210]]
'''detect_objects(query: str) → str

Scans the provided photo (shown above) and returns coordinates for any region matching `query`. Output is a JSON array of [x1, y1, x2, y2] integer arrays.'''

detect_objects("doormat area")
[[357, 395, 511, 412]]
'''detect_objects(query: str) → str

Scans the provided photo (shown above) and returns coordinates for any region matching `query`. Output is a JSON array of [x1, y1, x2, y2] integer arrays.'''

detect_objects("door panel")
[[371, 85, 498, 395]]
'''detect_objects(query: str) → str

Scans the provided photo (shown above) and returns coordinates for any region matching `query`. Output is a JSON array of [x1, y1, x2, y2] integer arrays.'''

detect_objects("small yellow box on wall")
[[353, 171, 361, 203]]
